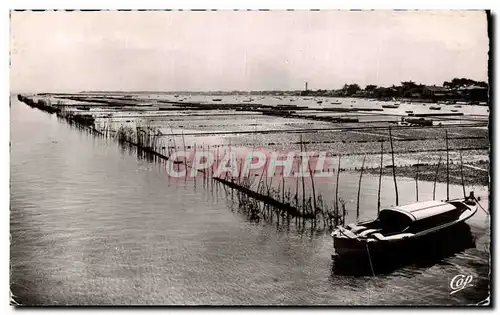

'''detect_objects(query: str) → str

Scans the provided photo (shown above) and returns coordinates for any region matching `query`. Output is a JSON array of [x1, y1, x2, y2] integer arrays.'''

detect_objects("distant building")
[[422, 85, 449, 98], [422, 84, 487, 102], [458, 85, 488, 102]]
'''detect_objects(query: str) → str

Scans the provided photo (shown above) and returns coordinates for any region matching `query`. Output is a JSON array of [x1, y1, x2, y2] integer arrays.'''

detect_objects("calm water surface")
[[10, 97, 490, 305]]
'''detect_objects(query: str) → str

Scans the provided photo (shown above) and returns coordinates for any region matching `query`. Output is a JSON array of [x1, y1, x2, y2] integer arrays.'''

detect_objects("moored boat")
[[331, 193, 478, 257], [429, 105, 441, 110], [404, 117, 433, 126], [382, 103, 400, 109]]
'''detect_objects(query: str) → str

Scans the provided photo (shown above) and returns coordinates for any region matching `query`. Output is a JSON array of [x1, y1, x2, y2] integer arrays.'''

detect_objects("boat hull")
[[333, 236, 404, 257], [333, 220, 475, 258], [333, 203, 477, 258]]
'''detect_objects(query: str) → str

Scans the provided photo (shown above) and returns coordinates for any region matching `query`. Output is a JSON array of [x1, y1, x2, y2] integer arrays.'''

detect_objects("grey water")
[[10, 96, 490, 305]]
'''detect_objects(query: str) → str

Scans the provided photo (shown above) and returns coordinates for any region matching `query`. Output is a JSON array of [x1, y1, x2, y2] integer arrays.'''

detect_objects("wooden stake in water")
[[377, 141, 383, 214], [341, 199, 347, 226], [415, 159, 419, 202], [294, 161, 300, 208], [433, 155, 442, 201], [193, 142, 198, 187], [299, 135, 306, 215], [215, 146, 220, 176], [356, 155, 366, 221], [335, 155, 341, 226], [256, 161, 267, 194], [281, 170, 285, 204], [446, 130, 450, 201], [303, 141, 317, 220], [181, 129, 188, 168], [388, 126, 399, 206], [459, 149, 466, 198]]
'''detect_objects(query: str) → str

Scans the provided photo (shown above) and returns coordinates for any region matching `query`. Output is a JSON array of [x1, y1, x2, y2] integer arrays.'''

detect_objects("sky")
[[10, 10, 489, 93]]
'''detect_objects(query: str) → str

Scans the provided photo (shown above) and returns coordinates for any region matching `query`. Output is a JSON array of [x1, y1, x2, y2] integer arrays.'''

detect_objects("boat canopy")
[[380, 200, 457, 222]]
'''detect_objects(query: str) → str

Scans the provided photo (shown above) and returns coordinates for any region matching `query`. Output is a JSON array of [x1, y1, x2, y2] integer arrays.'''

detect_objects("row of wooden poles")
[[96, 119, 349, 228], [91, 114, 475, 227], [98, 116, 471, 229], [86, 112, 476, 226], [19, 96, 482, 230], [388, 127, 468, 207], [101, 113, 473, 219]]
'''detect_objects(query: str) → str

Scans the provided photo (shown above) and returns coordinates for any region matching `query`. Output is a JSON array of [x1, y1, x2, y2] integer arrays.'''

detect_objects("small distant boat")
[[406, 117, 433, 126], [405, 110, 414, 114], [213, 98, 222, 101], [243, 98, 254, 102], [317, 100, 323, 104], [382, 103, 400, 109], [331, 101, 342, 105], [451, 109, 459, 113], [331, 193, 478, 257], [429, 105, 441, 110], [454, 105, 462, 108]]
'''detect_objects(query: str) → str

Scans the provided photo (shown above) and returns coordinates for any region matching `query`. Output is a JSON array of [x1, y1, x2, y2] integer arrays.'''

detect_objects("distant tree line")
[[125, 77, 488, 103], [300, 78, 488, 102]]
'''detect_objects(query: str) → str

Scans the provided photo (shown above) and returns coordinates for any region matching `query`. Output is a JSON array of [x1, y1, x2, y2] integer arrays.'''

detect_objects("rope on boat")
[[474, 197, 489, 215], [365, 242, 376, 276]]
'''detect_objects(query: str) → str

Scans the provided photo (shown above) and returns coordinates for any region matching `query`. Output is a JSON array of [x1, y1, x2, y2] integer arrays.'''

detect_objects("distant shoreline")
[[22, 91, 488, 106]]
